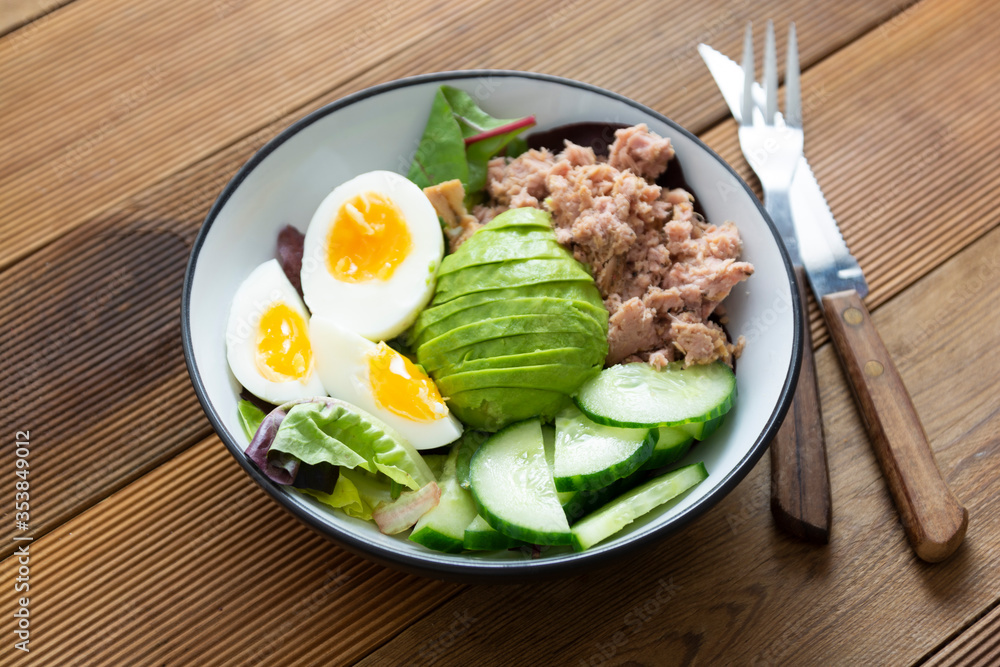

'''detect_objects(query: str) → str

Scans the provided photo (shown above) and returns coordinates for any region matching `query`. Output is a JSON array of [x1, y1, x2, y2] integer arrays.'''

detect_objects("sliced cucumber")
[[423, 454, 448, 480], [468, 419, 572, 546], [463, 514, 523, 551], [455, 430, 490, 490], [575, 361, 735, 428], [553, 407, 656, 492], [640, 427, 694, 471], [409, 443, 478, 553], [680, 414, 725, 441], [570, 462, 710, 551]]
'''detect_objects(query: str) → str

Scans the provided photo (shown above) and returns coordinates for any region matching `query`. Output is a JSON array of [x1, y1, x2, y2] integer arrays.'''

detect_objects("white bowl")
[[182, 70, 802, 580]]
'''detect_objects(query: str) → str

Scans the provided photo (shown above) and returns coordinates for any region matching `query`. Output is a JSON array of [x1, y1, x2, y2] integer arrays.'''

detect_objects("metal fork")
[[738, 21, 832, 544], [738, 20, 803, 264]]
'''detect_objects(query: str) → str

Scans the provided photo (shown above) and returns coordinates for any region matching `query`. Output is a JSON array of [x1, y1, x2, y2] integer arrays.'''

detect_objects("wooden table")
[[2, 0, 998, 664]]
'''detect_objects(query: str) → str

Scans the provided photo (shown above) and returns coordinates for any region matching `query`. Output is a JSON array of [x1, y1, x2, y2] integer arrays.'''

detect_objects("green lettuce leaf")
[[407, 88, 468, 190], [304, 467, 395, 521], [267, 400, 435, 490], [237, 400, 266, 441]]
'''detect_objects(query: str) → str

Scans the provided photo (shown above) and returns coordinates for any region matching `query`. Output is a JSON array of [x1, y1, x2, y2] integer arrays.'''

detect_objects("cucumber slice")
[[455, 430, 490, 490], [423, 454, 448, 480], [553, 407, 656, 492], [409, 443, 479, 553], [640, 428, 694, 471], [575, 361, 736, 428], [680, 414, 725, 441], [463, 515, 523, 551], [468, 419, 573, 545], [570, 462, 710, 551]]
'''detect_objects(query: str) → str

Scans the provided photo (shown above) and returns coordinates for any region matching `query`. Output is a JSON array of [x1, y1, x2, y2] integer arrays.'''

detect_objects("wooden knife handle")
[[821, 289, 967, 562], [771, 265, 832, 543]]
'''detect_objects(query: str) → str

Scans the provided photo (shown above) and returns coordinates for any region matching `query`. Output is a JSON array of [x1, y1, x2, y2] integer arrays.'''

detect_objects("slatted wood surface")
[[1, 0, 998, 663]]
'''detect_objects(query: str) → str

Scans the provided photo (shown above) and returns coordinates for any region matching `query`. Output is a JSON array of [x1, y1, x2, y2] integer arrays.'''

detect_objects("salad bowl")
[[181, 70, 803, 581]]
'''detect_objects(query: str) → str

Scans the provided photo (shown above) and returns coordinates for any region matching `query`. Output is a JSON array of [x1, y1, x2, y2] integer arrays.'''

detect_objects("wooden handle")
[[822, 289, 967, 562], [771, 265, 832, 543]]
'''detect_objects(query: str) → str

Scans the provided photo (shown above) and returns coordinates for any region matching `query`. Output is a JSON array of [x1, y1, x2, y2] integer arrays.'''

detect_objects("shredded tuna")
[[480, 124, 754, 367], [423, 180, 482, 252]]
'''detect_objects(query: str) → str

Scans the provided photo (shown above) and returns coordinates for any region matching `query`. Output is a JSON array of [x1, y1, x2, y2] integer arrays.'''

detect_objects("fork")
[[739, 21, 832, 543]]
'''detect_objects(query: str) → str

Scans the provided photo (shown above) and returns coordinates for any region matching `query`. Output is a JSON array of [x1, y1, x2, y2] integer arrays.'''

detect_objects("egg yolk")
[[367, 342, 448, 422], [255, 302, 312, 383], [327, 191, 412, 282]]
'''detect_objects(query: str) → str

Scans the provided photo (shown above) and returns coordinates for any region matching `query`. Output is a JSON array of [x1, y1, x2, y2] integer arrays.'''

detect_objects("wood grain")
[[823, 288, 967, 562], [0, 0, 940, 558], [0, 0, 916, 270], [0, 0, 68, 36], [924, 603, 1000, 666], [771, 265, 831, 543], [357, 223, 1000, 667]]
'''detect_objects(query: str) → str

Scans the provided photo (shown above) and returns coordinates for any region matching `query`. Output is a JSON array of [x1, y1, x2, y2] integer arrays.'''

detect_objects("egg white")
[[310, 314, 463, 450], [300, 170, 443, 341], [226, 259, 326, 404]]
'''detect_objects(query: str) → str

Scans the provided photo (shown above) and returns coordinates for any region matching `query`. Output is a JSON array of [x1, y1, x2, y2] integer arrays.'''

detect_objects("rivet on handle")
[[864, 360, 884, 377], [842, 307, 864, 326]]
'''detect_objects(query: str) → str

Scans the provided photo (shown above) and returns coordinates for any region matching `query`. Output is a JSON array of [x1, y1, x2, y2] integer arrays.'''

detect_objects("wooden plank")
[[0, 0, 930, 558], [0, 0, 68, 37], [700, 0, 1000, 347], [924, 603, 1000, 666], [356, 222, 1000, 667], [0, 435, 466, 665], [0, 0, 915, 270]]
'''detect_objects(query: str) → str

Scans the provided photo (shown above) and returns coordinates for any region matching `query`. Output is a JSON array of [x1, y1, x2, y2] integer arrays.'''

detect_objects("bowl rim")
[[181, 69, 803, 581]]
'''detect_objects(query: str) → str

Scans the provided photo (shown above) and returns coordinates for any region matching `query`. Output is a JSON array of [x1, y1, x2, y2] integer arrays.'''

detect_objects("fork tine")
[[785, 22, 802, 127], [764, 20, 778, 124], [740, 21, 754, 125]]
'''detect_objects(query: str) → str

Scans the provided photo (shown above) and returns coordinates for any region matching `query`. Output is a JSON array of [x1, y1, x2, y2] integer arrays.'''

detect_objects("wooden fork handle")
[[771, 265, 832, 543], [822, 289, 967, 562]]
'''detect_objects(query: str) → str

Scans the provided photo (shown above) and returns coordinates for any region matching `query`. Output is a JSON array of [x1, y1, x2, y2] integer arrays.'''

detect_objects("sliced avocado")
[[448, 387, 572, 431], [437, 363, 601, 396], [422, 332, 606, 373], [438, 239, 569, 277], [439, 346, 598, 375], [417, 312, 605, 369], [412, 280, 604, 337], [412, 297, 610, 347], [478, 206, 553, 232], [434, 258, 593, 304]]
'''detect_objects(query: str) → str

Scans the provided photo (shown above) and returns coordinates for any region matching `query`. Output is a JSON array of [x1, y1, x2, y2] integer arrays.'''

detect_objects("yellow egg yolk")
[[255, 302, 312, 383], [327, 191, 412, 282], [367, 342, 448, 422]]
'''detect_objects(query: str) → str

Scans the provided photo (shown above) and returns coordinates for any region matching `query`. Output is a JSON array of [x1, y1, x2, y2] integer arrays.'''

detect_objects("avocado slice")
[[448, 387, 572, 431], [437, 363, 601, 396], [417, 312, 605, 369], [422, 332, 606, 373], [438, 239, 569, 277], [477, 206, 553, 232], [412, 280, 604, 337], [412, 297, 610, 347], [439, 347, 599, 375], [433, 258, 593, 304]]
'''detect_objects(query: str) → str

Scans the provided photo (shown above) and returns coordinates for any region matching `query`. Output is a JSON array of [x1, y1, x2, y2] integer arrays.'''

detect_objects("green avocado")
[[437, 239, 569, 277], [433, 257, 593, 304], [447, 388, 572, 431], [417, 312, 605, 369], [412, 297, 609, 348], [437, 363, 601, 396], [411, 280, 604, 339], [478, 206, 553, 232], [438, 347, 599, 375], [423, 332, 607, 374]]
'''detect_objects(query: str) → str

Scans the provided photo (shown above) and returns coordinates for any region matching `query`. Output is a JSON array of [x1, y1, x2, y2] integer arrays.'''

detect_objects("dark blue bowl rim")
[[180, 69, 803, 582]]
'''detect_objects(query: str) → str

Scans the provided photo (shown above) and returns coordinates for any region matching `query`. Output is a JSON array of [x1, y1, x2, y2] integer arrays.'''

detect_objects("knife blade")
[[699, 43, 968, 561]]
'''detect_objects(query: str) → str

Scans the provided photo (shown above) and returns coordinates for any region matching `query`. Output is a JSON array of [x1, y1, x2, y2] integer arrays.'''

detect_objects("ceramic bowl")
[[182, 70, 802, 581]]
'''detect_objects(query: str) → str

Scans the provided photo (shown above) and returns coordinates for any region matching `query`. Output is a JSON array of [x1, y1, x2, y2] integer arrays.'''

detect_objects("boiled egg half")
[[301, 170, 443, 341], [310, 315, 463, 450], [226, 259, 326, 404]]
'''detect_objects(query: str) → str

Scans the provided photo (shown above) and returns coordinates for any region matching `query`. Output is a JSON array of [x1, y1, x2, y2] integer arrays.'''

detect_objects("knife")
[[699, 44, 968, 561], [700, 43, 833, 544]]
